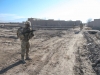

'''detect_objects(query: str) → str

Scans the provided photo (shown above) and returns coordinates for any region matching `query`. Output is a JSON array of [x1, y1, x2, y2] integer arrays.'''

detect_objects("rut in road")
[[36, 32, 82, 75]]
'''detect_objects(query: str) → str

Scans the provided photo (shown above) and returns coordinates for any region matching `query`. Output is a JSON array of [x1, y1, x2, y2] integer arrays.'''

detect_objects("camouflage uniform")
[[17, 21, 34, 63]]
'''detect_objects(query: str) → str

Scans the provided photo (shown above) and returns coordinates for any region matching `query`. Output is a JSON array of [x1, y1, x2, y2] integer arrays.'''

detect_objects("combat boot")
[[92, 59, 100, 67], [92, 63, 97, 67], [26, 56, 31, 60], [21, 58, 26, 63], [21, 55, 26, 64], [26, 53, 31, 60]]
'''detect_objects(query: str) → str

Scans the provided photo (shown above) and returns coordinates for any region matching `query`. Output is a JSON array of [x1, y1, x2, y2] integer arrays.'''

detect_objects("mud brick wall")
[[0, 18, 81, 30], [28, 18, 81, 30], [88, 19, 100, 30]]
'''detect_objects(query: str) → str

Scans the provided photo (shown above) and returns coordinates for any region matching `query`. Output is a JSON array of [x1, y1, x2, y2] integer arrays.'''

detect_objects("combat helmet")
[[24, 21, 31, 27]]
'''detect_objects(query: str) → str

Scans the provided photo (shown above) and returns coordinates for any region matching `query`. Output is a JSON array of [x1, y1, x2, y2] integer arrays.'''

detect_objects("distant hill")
[[0, 20, 5, 22], [0, 18, 27, 22], [9, 18, 27, 22]]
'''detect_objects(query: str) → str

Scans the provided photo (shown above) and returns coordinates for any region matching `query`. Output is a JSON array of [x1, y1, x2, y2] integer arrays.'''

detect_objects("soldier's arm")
[[28, 28, 35, 39], [22, 29, 33, 34], [30, 28, 35, 35]]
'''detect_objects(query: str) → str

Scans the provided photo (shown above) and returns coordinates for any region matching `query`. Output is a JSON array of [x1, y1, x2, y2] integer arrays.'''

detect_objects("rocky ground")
[[0, 27, 99, 75]]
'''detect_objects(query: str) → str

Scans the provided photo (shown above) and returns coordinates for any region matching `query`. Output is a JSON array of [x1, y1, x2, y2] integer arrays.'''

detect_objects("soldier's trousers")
[[21, 41, 30, 60]]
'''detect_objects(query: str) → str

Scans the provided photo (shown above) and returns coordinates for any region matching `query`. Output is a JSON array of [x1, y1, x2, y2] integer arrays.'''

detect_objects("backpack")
[[17, 27, 24, 40]]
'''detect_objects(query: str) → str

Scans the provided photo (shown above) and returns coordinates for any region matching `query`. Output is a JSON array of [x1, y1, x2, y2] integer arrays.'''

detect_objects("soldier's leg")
[[26, 42, 30, 60], [21, 42, 26, 63], [21, 48, 25, 61]]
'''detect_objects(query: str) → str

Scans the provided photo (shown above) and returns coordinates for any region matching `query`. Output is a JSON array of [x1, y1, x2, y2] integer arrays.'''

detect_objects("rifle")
[[22, 30, 36, 34]]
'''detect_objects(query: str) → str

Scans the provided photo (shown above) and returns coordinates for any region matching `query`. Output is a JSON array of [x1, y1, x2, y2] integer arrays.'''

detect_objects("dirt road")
[[0, 28, 96, 75]]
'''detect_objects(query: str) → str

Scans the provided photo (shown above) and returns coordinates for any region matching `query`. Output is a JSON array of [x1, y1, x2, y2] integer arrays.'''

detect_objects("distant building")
[[87, 19, 100, 30], [28, 18, 82, 30]]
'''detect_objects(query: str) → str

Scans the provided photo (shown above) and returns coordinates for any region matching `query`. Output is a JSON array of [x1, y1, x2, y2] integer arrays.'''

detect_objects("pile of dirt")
[[83, 31, 100, 75], [74, 33, 96, 75]]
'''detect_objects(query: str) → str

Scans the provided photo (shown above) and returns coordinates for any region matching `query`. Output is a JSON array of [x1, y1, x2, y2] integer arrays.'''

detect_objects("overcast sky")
[[0, 0, 100, 22]]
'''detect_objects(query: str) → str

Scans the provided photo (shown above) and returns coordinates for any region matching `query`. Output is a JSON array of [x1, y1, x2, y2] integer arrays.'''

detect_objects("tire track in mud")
[[29, 40, 64, 75], [37, 32, 79, 75]]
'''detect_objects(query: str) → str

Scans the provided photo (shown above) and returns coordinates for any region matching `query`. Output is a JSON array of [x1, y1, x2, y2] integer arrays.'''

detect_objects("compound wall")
[[28, 18, 81, 30], [88, 19, 100, 30]]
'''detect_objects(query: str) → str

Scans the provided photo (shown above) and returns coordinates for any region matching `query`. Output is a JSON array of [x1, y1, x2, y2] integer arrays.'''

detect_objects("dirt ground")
[[0, 27, 98, 75]]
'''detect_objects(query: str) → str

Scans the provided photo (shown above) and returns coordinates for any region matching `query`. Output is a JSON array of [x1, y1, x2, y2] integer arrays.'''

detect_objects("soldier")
[[80, 22, 83, 31], [17, 21, 34, 63]]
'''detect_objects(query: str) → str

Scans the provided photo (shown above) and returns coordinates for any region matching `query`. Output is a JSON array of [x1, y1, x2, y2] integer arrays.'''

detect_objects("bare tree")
[[87, 18, 92, 23]]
